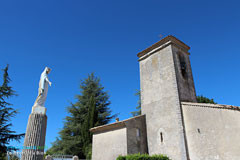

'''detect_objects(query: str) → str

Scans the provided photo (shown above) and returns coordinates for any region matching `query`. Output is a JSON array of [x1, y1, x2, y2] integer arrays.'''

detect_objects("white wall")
[[182, 102, 240, 160], [92, 128, 127, 160]]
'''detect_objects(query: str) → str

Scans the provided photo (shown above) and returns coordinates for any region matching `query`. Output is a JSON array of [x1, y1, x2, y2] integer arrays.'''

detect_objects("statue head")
[[45, 67, 51, 74]]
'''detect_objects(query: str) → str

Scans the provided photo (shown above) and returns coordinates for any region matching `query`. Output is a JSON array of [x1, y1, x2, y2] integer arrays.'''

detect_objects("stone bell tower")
[[138, 36, 197, 160]]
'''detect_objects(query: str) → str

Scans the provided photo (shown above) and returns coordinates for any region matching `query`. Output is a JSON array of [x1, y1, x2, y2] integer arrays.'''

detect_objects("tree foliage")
[[47, 73, 116, 159], [0, 65, 24, 159], [197, 95, 216, 104], [131, 90, 141, 117]]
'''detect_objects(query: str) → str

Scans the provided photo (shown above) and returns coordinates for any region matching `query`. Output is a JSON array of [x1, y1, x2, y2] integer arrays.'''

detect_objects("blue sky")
[[0, 0, 239, 151]]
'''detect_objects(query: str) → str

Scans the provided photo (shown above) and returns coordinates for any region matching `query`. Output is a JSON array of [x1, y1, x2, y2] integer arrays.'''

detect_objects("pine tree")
[[0, 65, 24, 159], [47, 73, 116, 158], [131, 90, 141, 117]]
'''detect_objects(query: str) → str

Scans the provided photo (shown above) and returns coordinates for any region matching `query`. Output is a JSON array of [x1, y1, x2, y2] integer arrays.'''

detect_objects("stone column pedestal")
[[21, 106, 47, 160], [72, 156, 79, 160]]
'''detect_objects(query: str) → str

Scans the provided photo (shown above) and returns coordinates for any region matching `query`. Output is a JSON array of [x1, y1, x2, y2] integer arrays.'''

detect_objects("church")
[[90, 36, 240, 160]]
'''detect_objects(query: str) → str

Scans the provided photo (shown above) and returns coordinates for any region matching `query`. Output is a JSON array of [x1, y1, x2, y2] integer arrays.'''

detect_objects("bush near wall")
[[117, 154, 169, 160]]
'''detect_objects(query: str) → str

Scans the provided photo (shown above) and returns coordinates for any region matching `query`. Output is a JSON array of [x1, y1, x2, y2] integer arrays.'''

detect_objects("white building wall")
[[92, 128, 127, 160], [182, 102, 240, 160]]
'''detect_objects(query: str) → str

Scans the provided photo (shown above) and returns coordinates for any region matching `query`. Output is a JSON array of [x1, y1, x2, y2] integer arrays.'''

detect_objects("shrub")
[[116, 153, 169, 160]]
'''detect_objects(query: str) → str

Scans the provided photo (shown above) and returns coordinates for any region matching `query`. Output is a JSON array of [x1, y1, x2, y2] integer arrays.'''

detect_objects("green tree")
[[47, 73, 116, 159], [131, 90, 141, 117], [197, 95, 216, 104], [0, 65, 24, 159]]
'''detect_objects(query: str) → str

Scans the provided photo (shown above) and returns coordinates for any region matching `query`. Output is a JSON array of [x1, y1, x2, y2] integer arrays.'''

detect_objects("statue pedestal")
[[21, 106, 47, 160]]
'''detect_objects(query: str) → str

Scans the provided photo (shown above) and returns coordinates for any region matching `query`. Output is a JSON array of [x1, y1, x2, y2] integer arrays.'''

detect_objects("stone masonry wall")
[[139, 44, 188, 160], [182, 102, 240, 160], [171, 45, 197, 102], [125, 115, 148, 155]]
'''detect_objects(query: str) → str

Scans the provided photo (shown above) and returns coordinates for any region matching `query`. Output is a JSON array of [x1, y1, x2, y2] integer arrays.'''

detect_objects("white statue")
[[34, 67, 52, 107]]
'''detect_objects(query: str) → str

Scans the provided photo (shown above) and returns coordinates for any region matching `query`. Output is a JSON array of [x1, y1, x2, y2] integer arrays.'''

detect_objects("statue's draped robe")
[[34, 67, 50, 107]]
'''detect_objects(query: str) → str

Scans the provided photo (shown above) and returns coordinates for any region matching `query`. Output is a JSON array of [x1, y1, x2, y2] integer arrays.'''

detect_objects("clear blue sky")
[[0, 0, 239, 151]]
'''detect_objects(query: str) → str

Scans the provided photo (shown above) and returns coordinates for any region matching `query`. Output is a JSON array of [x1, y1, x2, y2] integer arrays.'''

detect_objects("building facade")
[[91, 36, 240, 160]]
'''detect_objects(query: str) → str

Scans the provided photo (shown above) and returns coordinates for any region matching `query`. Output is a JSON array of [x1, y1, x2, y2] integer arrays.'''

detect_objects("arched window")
[[178, 53, 187, 78], [160, 132, 163, 143]]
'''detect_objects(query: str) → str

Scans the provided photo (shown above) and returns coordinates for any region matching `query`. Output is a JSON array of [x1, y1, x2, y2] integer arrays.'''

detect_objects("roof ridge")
[[90, 115, 145, 133], [137, 35, 190, 58], [181, 102, 240, 111]]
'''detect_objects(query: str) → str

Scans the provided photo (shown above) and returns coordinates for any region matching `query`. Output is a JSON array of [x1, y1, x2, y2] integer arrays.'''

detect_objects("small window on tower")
[[178, 53, 187, 78], [136, 128, 141, 141], [197, 128, 201, 134], [160, 132, 163, 143]]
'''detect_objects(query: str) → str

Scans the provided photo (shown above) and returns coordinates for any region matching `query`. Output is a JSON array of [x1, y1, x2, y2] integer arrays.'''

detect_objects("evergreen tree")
[[81, 95, 97, 159], [0, 65, 24, 159], [47, 73, 116, 158], [131, 90, 141, 117]]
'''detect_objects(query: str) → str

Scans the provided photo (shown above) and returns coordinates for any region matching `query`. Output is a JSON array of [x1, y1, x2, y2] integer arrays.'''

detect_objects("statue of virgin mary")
[[34, 67, 52, 107]]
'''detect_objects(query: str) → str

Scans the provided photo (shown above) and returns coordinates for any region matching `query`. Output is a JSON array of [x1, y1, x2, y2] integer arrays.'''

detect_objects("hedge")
[[116, 153, 170, 160]]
